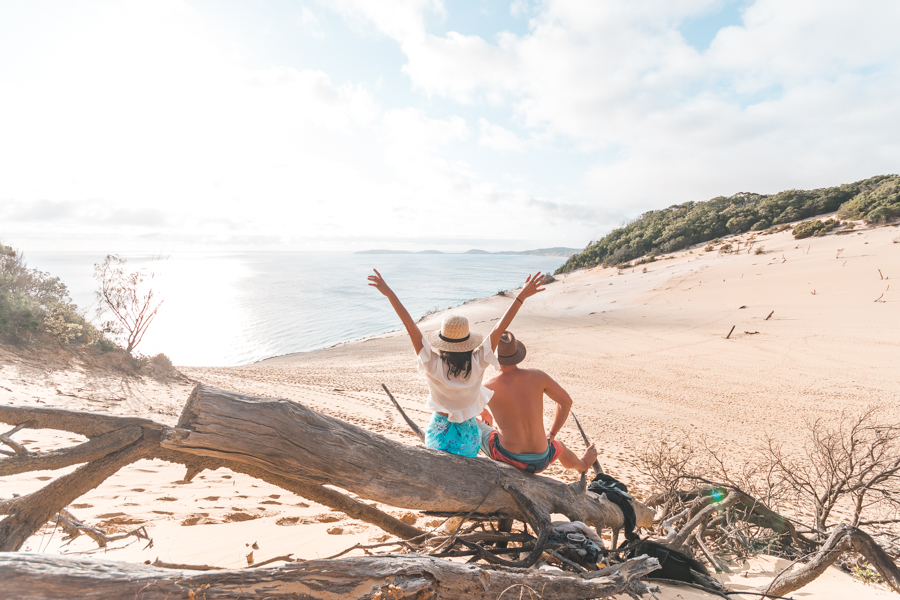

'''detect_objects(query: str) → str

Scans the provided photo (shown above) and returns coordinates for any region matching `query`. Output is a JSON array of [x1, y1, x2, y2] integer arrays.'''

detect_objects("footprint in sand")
[[260, 500, 282, 505], [314, 513, 342, 524], [181, 513, 212, 526], [275, 516, 301, 526], [225, 512, 259, 523], [202, 496, 220, 501], [157, 496, 178, 502]]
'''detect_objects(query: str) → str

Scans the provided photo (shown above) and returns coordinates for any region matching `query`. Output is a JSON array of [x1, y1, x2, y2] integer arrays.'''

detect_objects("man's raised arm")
[[489, 273, 546, 350]]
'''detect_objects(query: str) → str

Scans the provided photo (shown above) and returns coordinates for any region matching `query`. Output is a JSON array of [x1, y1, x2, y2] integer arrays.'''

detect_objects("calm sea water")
[[24, 252, 566, 367]]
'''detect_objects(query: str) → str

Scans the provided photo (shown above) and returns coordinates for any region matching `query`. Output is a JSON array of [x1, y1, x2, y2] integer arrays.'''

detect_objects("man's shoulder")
[[492, 367, 551, 382]]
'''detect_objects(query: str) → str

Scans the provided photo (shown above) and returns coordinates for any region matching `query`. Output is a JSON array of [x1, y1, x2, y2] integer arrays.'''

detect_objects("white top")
[[417, 335, 500, 423]]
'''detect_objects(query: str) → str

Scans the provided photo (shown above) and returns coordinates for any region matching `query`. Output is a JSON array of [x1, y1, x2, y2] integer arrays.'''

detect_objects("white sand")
[[2, 218, 898, 597]]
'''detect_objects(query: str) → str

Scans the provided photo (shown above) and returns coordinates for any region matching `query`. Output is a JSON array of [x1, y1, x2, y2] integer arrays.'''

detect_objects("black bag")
[[626, 540, 710, 584]]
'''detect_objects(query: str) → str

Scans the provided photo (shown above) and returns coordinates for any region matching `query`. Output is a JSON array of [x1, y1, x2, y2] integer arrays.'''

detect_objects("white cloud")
[[478, 118, 525, 152], [329, 0, 900, 217], [323, 0, 444, 41], [300, 7, 325, 39]]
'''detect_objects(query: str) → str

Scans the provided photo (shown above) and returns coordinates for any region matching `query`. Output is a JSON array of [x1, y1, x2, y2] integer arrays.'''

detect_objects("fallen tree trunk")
[[163, 385, 654, 530], [0, 384, 650, 552], [0, 552, 660, 600]]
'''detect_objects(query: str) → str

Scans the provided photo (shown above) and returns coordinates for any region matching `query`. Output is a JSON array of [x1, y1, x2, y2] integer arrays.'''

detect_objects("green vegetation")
[[792, 218, 840, 239], [838, 177, 900, 223], [0, 243, 107, 347], [558, 175, 898, 273]]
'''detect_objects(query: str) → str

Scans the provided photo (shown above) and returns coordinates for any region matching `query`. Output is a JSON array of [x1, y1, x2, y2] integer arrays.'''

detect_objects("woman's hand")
[[367, 269, 393, 298], [368, 269, 423, 354], [516, 272, 546, 303]]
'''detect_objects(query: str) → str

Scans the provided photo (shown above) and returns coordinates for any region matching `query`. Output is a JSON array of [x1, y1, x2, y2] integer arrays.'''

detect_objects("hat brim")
[[497, 340, 526, 365], [427, 330, 484, 353]]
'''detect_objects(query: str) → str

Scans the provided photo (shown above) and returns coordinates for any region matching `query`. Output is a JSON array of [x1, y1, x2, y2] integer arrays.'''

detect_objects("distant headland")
[[355, 247, 581, 257]]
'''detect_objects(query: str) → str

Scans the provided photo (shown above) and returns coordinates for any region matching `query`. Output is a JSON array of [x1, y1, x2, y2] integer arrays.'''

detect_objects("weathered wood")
[[763, 523, 900, 597], [0, 384, 651, 550], [0, 426, 143, 477], [1, 423, 29, 454], [162, 385, 653, 531], [0, 405, 157, 438], [0, 406, 424, 541], [55, 509, 150, 548], [670, 491, 738, 549], [0, 552, 660, 600], [571, 411, 604, 475], [0, 437, 153, 551], [381, 383, 424, 441]]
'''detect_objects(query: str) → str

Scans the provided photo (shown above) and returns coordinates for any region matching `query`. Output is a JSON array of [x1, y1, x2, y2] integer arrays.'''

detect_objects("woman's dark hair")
[[441, 350, 473, 379]]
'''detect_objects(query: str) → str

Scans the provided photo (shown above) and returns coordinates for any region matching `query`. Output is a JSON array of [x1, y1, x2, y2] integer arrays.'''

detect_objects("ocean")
[[23, 252, 567, 367]]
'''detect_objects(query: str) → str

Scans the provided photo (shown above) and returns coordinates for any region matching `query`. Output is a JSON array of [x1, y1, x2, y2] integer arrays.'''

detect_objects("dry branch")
[[763, 524, 900, 597], [0, 435, 153, 551], [381, 383, 424, 441], [0, 426, 142, 477]]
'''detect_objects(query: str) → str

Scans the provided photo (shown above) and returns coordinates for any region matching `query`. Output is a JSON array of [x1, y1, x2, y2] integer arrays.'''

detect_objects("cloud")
[[329, 0, 900, 215], [300, 7, 325, 39], [478, 118, 526, 152]]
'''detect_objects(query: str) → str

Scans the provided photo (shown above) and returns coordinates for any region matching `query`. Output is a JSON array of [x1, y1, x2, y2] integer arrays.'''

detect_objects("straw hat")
[[427, 315, 483, 353], [497, 331, 526, 365]]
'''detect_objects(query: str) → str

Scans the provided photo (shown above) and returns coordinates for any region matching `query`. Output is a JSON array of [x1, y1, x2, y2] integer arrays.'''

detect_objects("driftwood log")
[[0, 384, 651, 553], [0, 553, 660, 600]]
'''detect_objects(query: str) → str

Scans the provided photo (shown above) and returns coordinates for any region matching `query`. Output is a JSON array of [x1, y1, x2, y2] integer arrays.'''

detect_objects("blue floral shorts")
[[425, 413, 481, 458]]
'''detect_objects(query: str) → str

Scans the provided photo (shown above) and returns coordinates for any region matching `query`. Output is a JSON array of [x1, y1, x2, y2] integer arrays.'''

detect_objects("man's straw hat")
[[427, 315, 483, 353], [497, 331, 526, 365]]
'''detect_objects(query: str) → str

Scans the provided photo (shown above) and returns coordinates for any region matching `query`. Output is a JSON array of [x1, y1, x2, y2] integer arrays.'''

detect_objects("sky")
[[1, 0, 898, 253]]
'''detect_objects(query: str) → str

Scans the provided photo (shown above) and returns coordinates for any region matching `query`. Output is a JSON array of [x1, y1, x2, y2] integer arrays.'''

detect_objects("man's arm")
[[368, 269, 424, 355], [541, 372, 573, 440], [489, 273, 546, 350]]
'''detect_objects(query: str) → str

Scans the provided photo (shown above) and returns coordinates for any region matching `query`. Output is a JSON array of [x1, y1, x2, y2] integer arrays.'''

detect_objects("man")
[[479, 331, 597, 474]]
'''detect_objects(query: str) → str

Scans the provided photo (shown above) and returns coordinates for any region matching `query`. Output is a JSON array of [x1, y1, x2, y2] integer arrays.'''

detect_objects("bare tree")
[[93, 255, 163, 356], [764, 406, 900, 535]]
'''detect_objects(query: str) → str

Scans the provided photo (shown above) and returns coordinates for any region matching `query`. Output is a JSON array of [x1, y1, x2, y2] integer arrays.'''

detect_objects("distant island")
[[355, 249, 445, 255], [467, 247, 581, 257], [355, 247, 581, 257]]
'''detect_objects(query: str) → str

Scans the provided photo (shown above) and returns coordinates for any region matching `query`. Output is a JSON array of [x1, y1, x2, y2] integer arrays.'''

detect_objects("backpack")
[[625, 539, 711, 584]]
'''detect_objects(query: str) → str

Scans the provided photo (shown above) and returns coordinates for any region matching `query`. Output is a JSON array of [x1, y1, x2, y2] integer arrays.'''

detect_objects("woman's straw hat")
[[497, 331, 526, 365], [427, 314, 483, 353]]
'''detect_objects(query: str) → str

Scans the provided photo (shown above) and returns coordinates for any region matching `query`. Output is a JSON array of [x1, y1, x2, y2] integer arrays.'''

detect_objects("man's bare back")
[[484, 367, 561, 454], [484, 356, 597, 473]]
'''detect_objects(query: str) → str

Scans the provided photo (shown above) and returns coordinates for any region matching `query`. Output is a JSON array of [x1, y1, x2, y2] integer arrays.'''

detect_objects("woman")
[[367, 268, 545, 457]]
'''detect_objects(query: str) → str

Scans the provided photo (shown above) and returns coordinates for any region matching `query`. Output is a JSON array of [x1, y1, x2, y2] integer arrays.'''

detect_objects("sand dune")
[[2, 219, 898, 597]]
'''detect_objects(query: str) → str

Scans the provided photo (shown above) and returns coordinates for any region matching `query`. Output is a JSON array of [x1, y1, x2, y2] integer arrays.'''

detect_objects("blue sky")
[[1, 0, 898, 252]]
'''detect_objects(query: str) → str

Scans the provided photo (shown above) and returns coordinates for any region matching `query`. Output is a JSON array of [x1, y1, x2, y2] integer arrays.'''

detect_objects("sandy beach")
[[2, 218, 899, 598]]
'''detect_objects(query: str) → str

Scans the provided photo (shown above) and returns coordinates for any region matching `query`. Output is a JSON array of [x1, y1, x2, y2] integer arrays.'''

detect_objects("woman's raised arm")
[[368, 269, 424, 355]]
